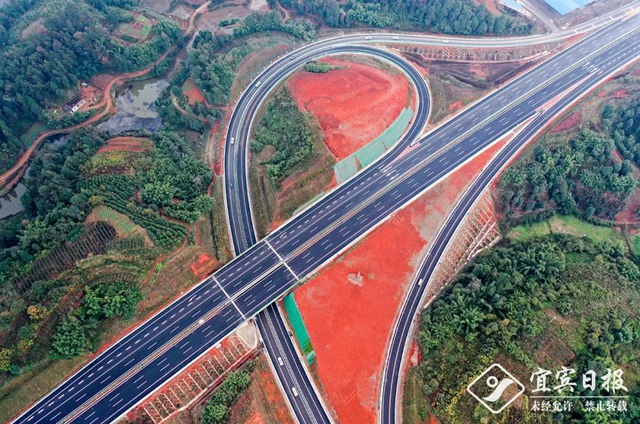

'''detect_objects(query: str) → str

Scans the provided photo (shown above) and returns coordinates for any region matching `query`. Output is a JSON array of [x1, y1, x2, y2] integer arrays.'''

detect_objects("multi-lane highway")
[[378, 25, 640, 422], [224, 44, 431, 424], [222, 8, 640, 424], [220, 5, 640, 424], [12, 6, 640, 424], [257, 304, 333, 423]]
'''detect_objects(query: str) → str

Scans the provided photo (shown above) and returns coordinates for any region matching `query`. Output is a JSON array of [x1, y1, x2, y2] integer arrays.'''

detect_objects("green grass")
[[507, 220, 552, 240], [508, 215, 623, 245], [19, 122, 47, 147], [92, 205, 142, 238], [633, 235, 640, 255], [402, 367, 431, 424]]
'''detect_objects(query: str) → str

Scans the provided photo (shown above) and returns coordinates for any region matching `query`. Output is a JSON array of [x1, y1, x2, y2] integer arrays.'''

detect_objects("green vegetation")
[[0, 126, 213, 378], [219, 18, 240, 27], [44, 110, 95, 130], [233, 11, 315, 41], [186, 11, 314, 106], [201, 370, 252, 424], [498, 129, 636, 226], [0, 0, 182, 173], [85, 131, 213, 248], [304, 61, 333, 73], [50, 280, 143, 359], [603, 97, 640, 166], [115, 13, 154, 43], [50, 316, 87, 359], [155, 68, 220, 130], [187, 32, 254, 106], [508, 215, 625, 245], [415, 234, 640, 422], [275, 0, 532, 35], [250, 88, 320, 185], [92, 205, 140, 236]]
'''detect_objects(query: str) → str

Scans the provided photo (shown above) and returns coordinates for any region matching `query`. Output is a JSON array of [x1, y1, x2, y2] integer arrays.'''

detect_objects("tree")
[[81, 282, 143, 320], [0, 348, 12, 372], [51, 316, 87, 359], [201, 404, 228, 424], [200, 370, 251, 424]]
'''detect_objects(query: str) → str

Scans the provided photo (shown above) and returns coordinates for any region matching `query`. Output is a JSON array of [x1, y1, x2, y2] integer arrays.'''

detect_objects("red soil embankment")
[[97, 136, 150, 153], [550, 111, 582, 134], [289, 58, 410, 161], [294, 140, 506, 424]]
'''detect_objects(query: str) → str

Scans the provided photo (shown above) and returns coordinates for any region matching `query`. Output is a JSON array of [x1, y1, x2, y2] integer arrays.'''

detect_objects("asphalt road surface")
[[11, 8, 640, 424], [378, 25, 640, 422], [226, 45, 431, 424]]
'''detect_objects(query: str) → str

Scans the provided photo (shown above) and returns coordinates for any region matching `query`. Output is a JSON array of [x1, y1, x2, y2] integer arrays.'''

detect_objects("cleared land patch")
[[289, 57, 411, 161], [294, 140, 506, 423]]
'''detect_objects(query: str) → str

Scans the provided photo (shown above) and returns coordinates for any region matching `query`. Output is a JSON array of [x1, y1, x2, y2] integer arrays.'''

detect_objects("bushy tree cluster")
[[51, 280, 143, 359], [250, 88, 318, 185], [603, 99, 640, 167], [276, 0, 532, 35], [498, 130, 636, 225], [233, 11, 316, 41], [201, 370, 251, 424], [304, 61, 332, 73], [79, 281, 143, 320], [188, 31, 251, 105]]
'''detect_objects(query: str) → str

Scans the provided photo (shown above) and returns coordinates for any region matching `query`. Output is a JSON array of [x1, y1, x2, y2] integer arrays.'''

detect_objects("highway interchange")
[[11, 4, 640, 424]]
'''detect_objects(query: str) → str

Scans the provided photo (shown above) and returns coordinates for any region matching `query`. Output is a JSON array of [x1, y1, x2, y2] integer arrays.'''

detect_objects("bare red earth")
[[550, 111, 582, 134], [288, 58, 410, 161], [294, 140, 506, 424], [190, 253, 222, 279], [472, 0, 500, 15], [97, 136, 149, 153], [183, 78, 206, 105]]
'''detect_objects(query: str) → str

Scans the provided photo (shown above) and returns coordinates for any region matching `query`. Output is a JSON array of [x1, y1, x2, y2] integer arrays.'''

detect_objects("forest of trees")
[[603, 97, 640, 167], [274, 0, 532, 35], [250, 88, 319, 185], [498, 129, 637, 226], [0, 0, 182, 173], [0, 127, 214, 369], [417, 234, 640, 422]]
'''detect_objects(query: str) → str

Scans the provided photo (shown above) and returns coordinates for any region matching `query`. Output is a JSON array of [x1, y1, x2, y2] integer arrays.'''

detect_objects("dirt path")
[[0, 48, 175, 191], [171, 95, 209, 123], [187, 1, 211, 34]]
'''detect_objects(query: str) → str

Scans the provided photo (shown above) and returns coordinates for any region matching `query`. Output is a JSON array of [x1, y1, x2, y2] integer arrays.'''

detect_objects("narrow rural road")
[[0, 48, 174, 192]]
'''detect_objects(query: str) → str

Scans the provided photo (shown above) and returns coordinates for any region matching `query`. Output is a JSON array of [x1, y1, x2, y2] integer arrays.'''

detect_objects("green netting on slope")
[[334, 156, 359, 184], [380, 107, 414, 149], [333, 107, 414, 183], [283, 293, 315, 365]]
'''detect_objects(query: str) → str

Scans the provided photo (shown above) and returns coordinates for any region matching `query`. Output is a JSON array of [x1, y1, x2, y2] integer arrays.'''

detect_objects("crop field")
[[115, 13, 154, 44]]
